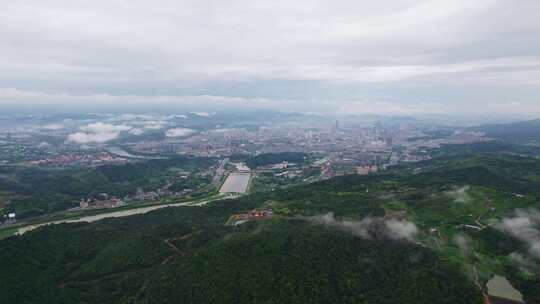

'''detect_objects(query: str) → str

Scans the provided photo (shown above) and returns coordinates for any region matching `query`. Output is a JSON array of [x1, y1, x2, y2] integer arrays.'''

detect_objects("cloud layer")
[[1, 1, 540, 115]]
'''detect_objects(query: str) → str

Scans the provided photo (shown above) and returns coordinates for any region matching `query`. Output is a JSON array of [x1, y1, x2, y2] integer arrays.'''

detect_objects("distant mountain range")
[[471, 119, 540, 144]]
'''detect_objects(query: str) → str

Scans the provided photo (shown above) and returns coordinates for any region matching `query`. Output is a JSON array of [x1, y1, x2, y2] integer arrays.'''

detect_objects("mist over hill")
[[471, 119, 540, 144]]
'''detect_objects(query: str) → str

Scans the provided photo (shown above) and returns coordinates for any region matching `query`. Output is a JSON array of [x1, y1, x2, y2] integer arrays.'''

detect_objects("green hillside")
[[0, 156, 215, 218]]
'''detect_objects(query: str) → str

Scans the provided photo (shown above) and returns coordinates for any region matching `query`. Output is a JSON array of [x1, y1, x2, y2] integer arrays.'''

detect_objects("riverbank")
[[0, 193, 237, 239]]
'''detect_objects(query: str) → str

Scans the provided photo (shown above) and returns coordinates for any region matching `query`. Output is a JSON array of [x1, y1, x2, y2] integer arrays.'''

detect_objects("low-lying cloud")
[[165, 128, 195, 138], [40, 124, 64, 130], [498, 208, 540, 258], [143, 122, 166, 130], [446, 185, 472, 203], [67, 122, 131, 144], [129, 128, 144, 136], [191, 112, 214, 117], [312, 213, 418, 241], [509, 252, 537, 272], [453, 234, 473, 256]]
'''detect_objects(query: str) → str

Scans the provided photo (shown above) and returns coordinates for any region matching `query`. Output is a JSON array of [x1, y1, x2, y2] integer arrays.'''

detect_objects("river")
[[16, 197, 223, 235]]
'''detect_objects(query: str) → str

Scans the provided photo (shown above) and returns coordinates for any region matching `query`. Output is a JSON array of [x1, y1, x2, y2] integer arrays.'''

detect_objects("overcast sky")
[[1, 0, 540, 116]]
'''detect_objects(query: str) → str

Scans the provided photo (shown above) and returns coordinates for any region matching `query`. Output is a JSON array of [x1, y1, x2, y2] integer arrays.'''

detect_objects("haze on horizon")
[[1, 0, 540, 117]]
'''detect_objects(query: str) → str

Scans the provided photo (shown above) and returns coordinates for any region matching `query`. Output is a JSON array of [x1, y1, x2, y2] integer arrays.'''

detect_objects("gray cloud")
[[39, 123, 64, 130], [165, 128, 195, 138], [452, 234, 473, 256], [128, 128, 144, 136], [67, 122, 131, 143], [498, 209, 540, 258], [509, 252, 537, 271], [1, 1, 540, 115]]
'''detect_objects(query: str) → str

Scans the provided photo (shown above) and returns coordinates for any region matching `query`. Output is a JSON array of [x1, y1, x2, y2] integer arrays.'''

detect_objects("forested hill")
[[140, 220, 481, 304], [0, 205, 482, 304]]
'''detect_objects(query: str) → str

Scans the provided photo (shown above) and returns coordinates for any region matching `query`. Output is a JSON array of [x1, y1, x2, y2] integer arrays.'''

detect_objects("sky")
[[1, 0, 540, 117]]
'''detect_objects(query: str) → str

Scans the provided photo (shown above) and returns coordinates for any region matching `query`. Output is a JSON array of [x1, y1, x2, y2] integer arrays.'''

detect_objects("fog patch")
[[311, 213, 418, 241], [107, 114, 167, 130], [509, 252, 538, 271], [129, 128, 144, 136], [142, 121, 166, 130], [165, 128, 195, 138], [67, 122, 131, 144], [191, 112, 214, 117], [453, 234, 472, 256], [446, 185, 472, 203], [40, 123, 64, 130], [168, 114, 187, 119], [498, 209, 540, 258]]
